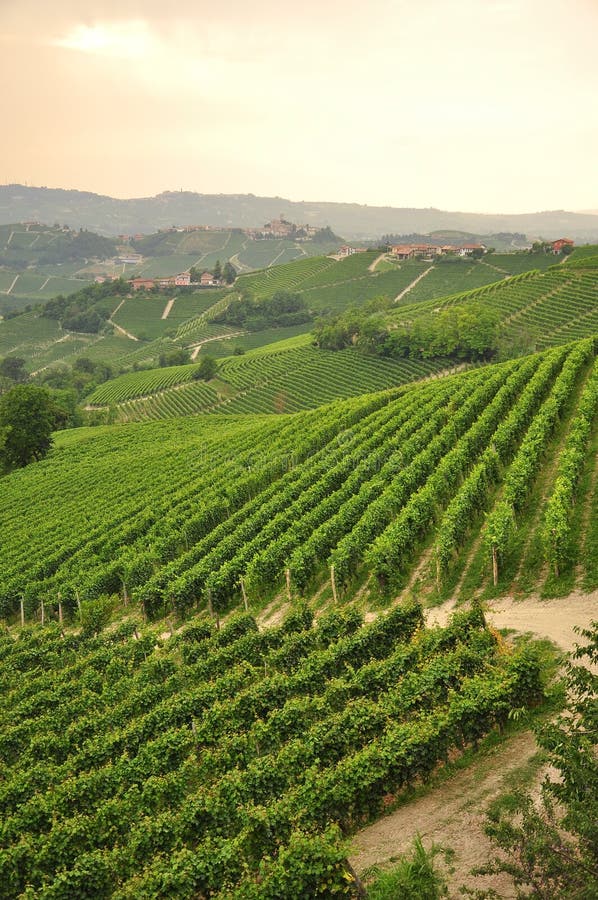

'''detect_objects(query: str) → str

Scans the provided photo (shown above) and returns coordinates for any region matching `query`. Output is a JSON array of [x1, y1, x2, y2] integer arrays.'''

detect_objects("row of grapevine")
[[0, 603, 543, 897], [483, 340, 595, 581], [541, 357, 598, 575]]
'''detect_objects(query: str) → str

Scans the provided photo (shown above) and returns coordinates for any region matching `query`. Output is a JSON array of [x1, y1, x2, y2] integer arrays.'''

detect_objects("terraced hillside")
[[388, 264, 598, 348], [84, 259, 598, 423], [92, 347, 454, 420], [2, 339, 596, 623], [0, 244, 580, 375], [0, 601, 543, 898]]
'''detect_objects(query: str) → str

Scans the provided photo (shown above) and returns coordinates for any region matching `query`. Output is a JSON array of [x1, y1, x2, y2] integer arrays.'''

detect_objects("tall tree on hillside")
[[0, 357, 27, 383], [0, 384, 57, 471], [222, 261, 237, 284], [213, 259, 222, 281]]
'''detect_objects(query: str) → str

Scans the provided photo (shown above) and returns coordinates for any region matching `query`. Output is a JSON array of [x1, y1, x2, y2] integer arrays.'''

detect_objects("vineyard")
[[102, 348, 455, 421], [0, 601, 544, 898], [389, 265, 598, 349], [1, 339, 596, 623]]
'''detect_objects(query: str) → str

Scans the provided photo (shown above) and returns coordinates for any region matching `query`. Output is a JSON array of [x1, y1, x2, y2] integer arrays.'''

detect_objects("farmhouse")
[[458, 243, 486, 256], [129, 277, 155, 291], [391, 242, 486, 259], [391, 245, 416, 260], [551, 238, 574, 254], [337, 245, 367, 257], [199, 271, 223, 286]]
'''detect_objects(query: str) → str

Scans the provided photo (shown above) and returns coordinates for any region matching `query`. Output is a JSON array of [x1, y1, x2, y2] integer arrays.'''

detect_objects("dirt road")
[[351, 589, 597, 894]]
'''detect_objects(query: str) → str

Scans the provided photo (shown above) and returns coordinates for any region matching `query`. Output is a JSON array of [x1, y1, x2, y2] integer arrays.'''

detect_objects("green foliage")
[[542, 359, 598, 575], [314, 302, 500, 362], [222, 260, 237, 284], [472, 623, 598, 899], [0, 604, 542, 897], [193, 355, 218, 381], [365, 836, 452, 899], [213, 290, 312, 331], [0, 357, 27, 383], [0, 383, 57, 471], [1, 343, 596, 618], [159, 348, 191, 367], [483, 501, 516, 559], [79, 595, 114, 636]]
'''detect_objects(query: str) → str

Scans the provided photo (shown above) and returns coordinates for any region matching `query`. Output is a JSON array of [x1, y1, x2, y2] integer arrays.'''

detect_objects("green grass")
[[363, 836, 453, 900]]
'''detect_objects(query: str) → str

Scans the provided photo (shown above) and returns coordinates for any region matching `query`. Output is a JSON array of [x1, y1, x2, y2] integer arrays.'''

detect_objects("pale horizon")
[[2, 0, 597, 215]]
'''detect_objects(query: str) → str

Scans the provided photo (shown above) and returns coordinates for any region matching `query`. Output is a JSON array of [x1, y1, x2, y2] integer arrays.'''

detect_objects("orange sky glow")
[[1, 0, 597, 213]]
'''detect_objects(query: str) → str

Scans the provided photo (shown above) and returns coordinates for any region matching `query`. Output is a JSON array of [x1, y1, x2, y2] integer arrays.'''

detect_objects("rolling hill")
[[0, 246, 570, 380], [3, 184, 598, 240], [0, 237, 596, 900], [1, 339, 596, 620]]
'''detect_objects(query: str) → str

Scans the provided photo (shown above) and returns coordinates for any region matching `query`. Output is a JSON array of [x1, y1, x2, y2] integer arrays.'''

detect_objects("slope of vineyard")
[[84, 258, 598, 422], [100, 348, 455, 421], [1, 339, 596, 623], [388, 265, 598, 349], [0, 601, 544, 898]]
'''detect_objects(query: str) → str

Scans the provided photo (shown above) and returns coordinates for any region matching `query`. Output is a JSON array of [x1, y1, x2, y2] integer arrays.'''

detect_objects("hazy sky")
[[1, 0, 597, 212]]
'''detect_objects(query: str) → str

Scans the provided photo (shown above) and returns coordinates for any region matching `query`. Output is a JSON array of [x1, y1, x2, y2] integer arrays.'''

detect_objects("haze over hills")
[[3, 185, 598, 241]]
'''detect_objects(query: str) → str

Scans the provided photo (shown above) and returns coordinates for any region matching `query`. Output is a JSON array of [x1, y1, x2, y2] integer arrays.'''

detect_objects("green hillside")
[[2, 340, 596, 623], [0, 243, 584, 377], [387, 266, 598, 351], [80, 259, 598, 423], [0, 600, 544, 898]]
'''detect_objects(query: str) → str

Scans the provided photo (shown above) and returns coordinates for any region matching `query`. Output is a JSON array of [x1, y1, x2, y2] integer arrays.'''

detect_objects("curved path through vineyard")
[[393, 264, 433, 302], [351, 588, 598, 896]]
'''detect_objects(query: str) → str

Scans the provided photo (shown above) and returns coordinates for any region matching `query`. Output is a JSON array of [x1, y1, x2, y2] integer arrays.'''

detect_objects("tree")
[[0, 384, 58, 471], [222, 261, 237, 284], [193, 355, 218, 381], [0, 357, 27, 383], [159, 348, 191, 367], [213, 259, 222, 281], [471, 623, 598, 898]]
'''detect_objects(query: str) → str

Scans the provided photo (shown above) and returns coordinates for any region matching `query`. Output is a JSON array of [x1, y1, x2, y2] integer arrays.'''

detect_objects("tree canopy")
[[0, 384, 58, 472]]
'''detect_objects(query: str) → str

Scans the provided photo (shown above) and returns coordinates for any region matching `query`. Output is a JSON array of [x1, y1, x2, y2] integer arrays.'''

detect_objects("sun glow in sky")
[[54, 22, 153, 59], [0, 0, 597, 212]]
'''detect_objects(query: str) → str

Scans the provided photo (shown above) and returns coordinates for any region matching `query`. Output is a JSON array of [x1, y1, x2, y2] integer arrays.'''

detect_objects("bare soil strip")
[[393, 265, 434, 303], [352, 589, 598, 894], [161, 297, 175, 319]]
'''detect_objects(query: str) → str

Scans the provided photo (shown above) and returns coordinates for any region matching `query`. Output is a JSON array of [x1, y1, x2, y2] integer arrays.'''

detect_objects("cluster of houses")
[[127, 271, 221, 291], [93, 270, 223, 290], [390, 242, 487, 260]]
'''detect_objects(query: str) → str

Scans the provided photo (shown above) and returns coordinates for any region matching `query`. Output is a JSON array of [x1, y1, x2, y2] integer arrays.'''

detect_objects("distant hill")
[[2, 185, 598, 241]]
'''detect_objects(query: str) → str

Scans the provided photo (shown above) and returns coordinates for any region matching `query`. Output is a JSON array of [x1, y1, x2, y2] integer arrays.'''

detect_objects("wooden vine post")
[[58, 593, 63, 626], [330, 565, 338, 604], [20, 596, 25, 627], [492, 545, 499, 587], [40, 598, 45, 626], [240, 577, 248, 611], [285, 568, 291, 600], [75, 589, 82, 618]]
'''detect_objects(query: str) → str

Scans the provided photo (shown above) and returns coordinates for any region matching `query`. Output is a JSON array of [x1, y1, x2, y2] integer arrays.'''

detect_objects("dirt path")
[[352, 731, 536, 898], [393, 265, 434, 303], [189, 331, 245, 360], [351, 589, 597, 893], [109, 298, 139, 341], [368, 253, 386, 272], [5, 274, 19, 294], [111, 321, 139, 341], [427, 589, 597, 654], [161, 297, 175, 319]]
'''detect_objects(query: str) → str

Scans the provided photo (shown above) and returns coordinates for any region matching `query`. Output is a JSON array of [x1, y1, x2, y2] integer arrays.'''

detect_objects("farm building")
[[551, 238, 574, 254]]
